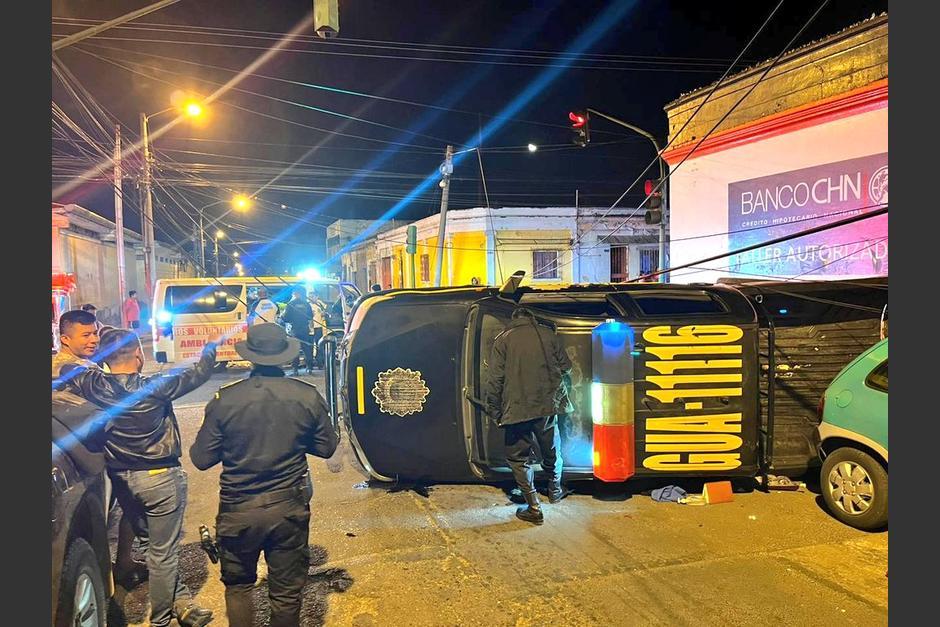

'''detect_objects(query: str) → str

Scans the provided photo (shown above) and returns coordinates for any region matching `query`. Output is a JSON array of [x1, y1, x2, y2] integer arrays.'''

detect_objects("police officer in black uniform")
[[190, 323, 338, 627]]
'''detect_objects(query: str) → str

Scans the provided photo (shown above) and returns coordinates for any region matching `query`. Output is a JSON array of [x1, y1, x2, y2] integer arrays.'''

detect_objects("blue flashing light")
[[298, 268, 322, 282], [156, 310, 173, 324], [778, 308, 789, 315]]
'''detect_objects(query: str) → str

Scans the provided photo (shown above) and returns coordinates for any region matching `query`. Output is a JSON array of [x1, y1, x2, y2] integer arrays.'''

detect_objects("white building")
[[662, 14, 888, 284], [52, 203, 195, 325]]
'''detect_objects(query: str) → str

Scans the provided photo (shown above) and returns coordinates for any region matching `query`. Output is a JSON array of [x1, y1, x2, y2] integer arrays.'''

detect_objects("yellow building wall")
[[401, 231, 487, 287], [412, 237, 442, 288], [449, 231, 487, 286], [380, 227, 572, 288], [496, 229, 572, 285], [391, 244, 405, 288]]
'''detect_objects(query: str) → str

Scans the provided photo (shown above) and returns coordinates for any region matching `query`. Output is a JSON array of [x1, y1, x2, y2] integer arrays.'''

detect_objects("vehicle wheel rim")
[[73, 572, 100, 627], [827, 460, 874, 515]]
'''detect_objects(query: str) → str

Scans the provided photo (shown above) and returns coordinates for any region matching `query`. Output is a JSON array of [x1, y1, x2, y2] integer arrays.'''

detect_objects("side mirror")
[[499, 270, 526, 297]]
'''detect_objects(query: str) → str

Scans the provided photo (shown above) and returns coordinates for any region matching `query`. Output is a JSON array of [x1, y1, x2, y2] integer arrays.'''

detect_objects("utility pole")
[[191, 222, 201, 277], [114, 125, 128, 327], [198, 210, 206, 276], [434, 144, 454, 287], [139, 113, 157, 300]]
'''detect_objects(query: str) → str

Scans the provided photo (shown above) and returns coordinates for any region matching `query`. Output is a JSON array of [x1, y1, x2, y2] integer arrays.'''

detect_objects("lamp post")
[[196, 194, 251, 276], [140, 99, 205, 292], [214, 230, 225, 277]]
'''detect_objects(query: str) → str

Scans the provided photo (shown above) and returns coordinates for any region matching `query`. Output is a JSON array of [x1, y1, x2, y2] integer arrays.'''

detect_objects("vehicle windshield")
[[166, 285, 243, 314]]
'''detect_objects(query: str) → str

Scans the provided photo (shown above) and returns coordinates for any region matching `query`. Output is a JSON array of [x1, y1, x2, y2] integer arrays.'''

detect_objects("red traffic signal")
[[569, 111, 590, 147], [644, 178, 663, 224], [644, 179, 663, 208]]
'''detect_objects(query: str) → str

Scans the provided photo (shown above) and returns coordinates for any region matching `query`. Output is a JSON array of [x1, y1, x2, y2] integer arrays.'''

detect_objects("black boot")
[[177, 604, 214, 627], [515, 490, 544, 525], [549, 478, 572, 504]]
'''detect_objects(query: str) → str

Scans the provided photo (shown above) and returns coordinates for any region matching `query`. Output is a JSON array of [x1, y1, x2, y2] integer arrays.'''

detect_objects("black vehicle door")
[[464, 294, 627, 477]]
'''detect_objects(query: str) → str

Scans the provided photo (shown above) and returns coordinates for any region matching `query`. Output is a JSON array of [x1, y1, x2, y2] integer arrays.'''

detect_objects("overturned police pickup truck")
[[325, 273, 887, 485]]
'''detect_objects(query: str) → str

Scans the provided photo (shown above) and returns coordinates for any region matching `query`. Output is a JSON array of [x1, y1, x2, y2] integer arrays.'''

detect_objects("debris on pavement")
[[760, 475, 807, 491], [651, 485, 687, 503], [702, 481, 734, 504]]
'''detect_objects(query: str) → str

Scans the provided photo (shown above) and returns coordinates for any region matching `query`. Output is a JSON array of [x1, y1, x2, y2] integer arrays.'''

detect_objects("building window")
[[420, 254, 430, 282], [532, 250, 559, 279], [610, 246, 628, 282], [639, 248, 660, 277]]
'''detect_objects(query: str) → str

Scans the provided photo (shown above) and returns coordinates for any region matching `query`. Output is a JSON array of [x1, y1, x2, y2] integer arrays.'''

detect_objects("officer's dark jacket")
[[484, 314, 573, 426], [65, 344, 217, 471], [282, 298, 313, 337], [190, 368, 338, 504]]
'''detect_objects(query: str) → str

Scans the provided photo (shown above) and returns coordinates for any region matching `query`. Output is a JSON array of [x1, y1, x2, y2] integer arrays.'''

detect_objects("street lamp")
[[140, 98, 206, 294], [527, 143, 538, 152], [233, 194, 251, 210], [195, 195, 251, 276]]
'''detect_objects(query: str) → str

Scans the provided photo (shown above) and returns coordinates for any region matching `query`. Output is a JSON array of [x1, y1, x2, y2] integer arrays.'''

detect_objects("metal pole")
[[140, 113, 156, 301], [575, 189, 580, 283], [433, 144, 454, 287], [192, 222, 200, 277], [198, 210, 206, 276], [114, 125, 128, 327], [586, 108, 668, 281], [214, 237, 220, 277], [660, 168, 669, 282]]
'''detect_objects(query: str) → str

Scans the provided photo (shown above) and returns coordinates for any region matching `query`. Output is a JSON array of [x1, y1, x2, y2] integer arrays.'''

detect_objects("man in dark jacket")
[[484, 307, 573, 524], [67, 329, 217, 627], [282, 286, 315, 375], [190, 323, 338, 627]]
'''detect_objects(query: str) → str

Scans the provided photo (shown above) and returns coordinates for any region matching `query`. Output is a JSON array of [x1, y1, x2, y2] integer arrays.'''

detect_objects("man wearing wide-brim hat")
[[190, 323, 338, 627]]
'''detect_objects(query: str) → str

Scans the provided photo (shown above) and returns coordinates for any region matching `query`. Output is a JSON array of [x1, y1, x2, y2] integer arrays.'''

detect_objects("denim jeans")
[[110, 466, 192, 627]]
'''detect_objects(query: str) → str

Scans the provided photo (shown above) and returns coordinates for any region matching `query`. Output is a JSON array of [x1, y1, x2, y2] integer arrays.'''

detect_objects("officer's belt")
[[219, 475, 311, 513]]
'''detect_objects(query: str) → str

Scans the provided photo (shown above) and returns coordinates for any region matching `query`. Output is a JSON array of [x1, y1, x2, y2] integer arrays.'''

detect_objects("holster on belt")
[[220, 472, 313, 513]]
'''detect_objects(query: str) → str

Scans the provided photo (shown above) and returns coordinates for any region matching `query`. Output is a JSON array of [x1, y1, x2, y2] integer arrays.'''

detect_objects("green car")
[[817, 338, 888, 530]]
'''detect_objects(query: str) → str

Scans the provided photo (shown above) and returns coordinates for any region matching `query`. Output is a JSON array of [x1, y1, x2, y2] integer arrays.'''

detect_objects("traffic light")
[[569, 111, 590, 147], [643, 178, 663, 224], [406, 225, 417, 254]]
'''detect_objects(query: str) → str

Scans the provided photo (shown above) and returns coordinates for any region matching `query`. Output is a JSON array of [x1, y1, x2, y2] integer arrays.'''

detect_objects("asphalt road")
[[110, 367, 888, 627]]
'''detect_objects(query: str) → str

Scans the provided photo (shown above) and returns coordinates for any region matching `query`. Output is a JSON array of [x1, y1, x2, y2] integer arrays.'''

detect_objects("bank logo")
[[869, 166, 888, 205], [372, 368, 430, 417]]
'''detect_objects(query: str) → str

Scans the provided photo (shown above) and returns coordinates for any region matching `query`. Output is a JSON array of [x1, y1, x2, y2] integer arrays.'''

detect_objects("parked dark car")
[[52, 392, 111, 627]]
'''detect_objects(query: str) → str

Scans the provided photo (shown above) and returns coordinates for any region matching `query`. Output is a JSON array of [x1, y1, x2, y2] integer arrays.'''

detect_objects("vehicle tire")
[[820, 447, 888, 530], [55, 538, 106, 627]]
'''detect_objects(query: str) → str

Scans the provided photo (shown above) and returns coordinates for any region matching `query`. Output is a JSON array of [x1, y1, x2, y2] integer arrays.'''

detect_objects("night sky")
[[51, 0, 888, 273]]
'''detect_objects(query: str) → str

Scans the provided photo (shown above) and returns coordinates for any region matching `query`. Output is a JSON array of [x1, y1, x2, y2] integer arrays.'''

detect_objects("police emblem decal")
[[372, 368, 430, 417], [869, 165, 888, 205]]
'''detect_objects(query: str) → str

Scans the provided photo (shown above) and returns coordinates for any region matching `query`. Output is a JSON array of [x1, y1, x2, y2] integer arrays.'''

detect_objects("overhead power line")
[[53, 16, 754, 65]]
